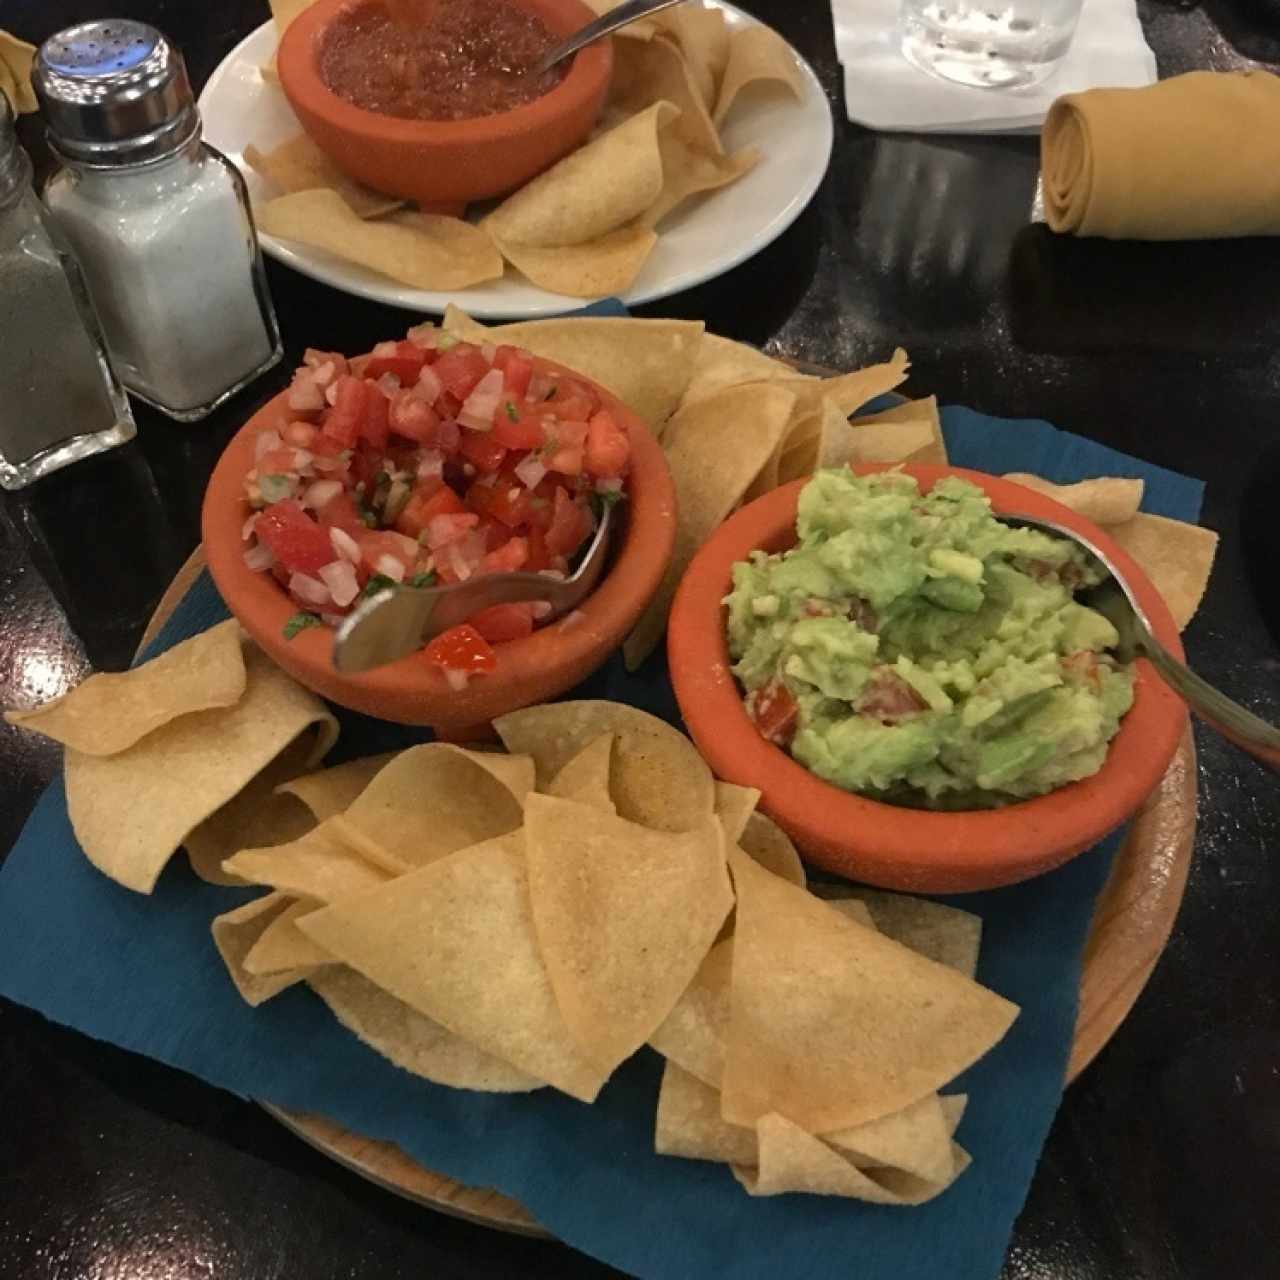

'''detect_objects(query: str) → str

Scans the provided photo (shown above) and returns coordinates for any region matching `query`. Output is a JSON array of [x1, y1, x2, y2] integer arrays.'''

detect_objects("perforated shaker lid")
[[34, 21, 198, 165]]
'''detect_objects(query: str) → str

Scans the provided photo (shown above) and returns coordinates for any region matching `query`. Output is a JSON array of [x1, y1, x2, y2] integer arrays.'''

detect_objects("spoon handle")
[[535, 0, 688, 74], [1138, 633, 1280, 772]]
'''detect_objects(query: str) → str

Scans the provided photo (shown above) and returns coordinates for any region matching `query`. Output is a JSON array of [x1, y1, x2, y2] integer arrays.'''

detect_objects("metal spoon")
[[331, 504, 614, 674], [529, 0, 689, 76], [1004, 513, 1280, 772]]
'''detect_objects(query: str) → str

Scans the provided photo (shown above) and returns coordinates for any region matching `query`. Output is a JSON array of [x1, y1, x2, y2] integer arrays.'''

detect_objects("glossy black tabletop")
[[2, 3, 1278, 1277]]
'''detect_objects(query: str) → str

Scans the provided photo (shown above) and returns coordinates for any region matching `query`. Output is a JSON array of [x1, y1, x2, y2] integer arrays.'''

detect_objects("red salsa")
[[241, 327, 630, 684], [320, 0, 567, 122]]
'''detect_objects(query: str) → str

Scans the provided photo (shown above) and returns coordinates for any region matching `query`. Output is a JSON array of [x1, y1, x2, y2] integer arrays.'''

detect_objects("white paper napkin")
[[833, 0, 1156, 133]]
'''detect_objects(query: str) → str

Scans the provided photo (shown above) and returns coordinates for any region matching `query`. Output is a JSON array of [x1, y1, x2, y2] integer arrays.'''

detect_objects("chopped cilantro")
[[363, 573, 397, 598], [408, 571, 436, 588], [283, 611, 322, 640], [259, 473, 292, 503], [505, 401, 519, 421]]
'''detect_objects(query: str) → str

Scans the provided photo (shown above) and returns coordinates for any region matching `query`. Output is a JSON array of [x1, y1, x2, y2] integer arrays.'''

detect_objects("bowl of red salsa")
[[277, 0, 612, 207], [202, 326, 675, 732]]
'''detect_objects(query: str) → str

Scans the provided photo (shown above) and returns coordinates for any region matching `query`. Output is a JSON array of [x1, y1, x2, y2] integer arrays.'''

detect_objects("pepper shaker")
[[35, 21, 283, 422], [0, 92, 135, 490]]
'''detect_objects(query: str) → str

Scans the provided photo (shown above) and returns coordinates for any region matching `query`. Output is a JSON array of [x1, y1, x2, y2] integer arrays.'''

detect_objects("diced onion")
[[531, 602, 553, 621], [288, 572, 331, 606], [457, 368, 505, 430], [375, 372, 400, 396], [406, 322, 438, 349], [513, 454, 547, 490], [312, 452, 346, 474], [254, 429, 282, 462], [318, 559, 360, 607], [287, 373, 325, 414], [375, 555, 406, 582], [372, 340, 398, 358], [443, 667, 470, 691], [414, 364, 443, 403], [416, 449, 444, 481], [329, 526, 360, 563], [320, 612, 346, 628], [301, 478, 341, 510], [325, 380, 342, 406], [445, 541, 474, 581], [595, 476, 623, 494], [242, 543, 274, 572], [241, 513, 260, 541], [480, 341, 497, 364]]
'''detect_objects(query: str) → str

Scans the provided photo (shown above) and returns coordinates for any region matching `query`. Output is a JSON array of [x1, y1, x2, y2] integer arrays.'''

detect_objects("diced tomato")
[[524, 525, 551, 572], [254, 500, 336, 576], [364, 340, 427, 383], [467, 473, 534, 529], [856, 668, 928, 723], [548, 378, 599, 423], [322, 377, 388, 450], [477, 516, 511, 552], [482, 536, 529, 575], [433, 346, 491, 402], [315, 491, 367, 541], [544, 487, 592, 559], [469, 602, 536, 644], [543, 419, 588, 476], [457, 430, 507, 474], [584, 410, 630, 479], [490, 405, 547, 451], [423, 624, 497, 675], [394, 481, 465, 538], [747, 681, 799, 748], [361, 383, 390, 449], [388, 390, 441, 445], [437, 390, 462, 422], [492, 346, 534, 400], [357, 529, 419, 579], [423, 512, 480, 550]]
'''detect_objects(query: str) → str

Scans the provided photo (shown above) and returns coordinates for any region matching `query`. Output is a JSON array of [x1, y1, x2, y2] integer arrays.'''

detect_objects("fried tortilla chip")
[[222, 816, 392, 902], [309, 967, 542, 1092], [5, 618, 245, 756], [523, 795, 731, 1070], [0, 31, 37, 115], [652, 5, 731, 109], [268, 0, 317, 35], [853, 395, 947, 465], [65, 643, 337, 894], [242, 137, 403, 219], [212, 892, 320, 1006], [297, 833, 610, 1100], [624, 381, 797, 667], [680, 334, 809, 408], [546, 733, 617, 813], [648, 937, 733, 1087], [828, 892, 982, 979], [941, 1093, 969, 1136], [737, 811, 805, 887], [495, 701, 715, 833], [721, 848, 1018, 1131], [491, 226, 658, 299], [611, 37, 722, 156], [274, 752, 398, 821], [823, 1092, 957, 1184], [713, 24, 806, 126], [655, 1060, 757, 1165], [441, 307, 703, 433], [713, 782, 760, 845], [813, 399, 940, 474], [781, 349, 911, 419], [483, 102, 677, 247], [1002, 473, 1144, 527], [244, 898, 335, 975], [637, 135, 760, 230], [257, 191, 503, 290], [1107, 512, 1218, 629]]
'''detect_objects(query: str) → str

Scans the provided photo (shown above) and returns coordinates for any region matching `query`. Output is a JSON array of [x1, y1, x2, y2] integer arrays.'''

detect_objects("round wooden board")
[[143, 545, 1197, 1240]]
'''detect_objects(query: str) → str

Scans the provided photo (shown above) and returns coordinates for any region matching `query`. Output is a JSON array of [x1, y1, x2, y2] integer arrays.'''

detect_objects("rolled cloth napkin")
[[1043, 70, 1280, 239], [0, 31, 36, 115]]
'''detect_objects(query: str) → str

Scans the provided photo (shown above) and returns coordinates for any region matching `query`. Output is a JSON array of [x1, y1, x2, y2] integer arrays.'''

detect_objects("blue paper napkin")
[[0, 397, 1202, 1280]]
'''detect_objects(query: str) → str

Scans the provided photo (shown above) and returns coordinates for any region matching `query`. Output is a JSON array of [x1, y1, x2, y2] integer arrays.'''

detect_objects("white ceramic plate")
[[198, 3, 833, 319]]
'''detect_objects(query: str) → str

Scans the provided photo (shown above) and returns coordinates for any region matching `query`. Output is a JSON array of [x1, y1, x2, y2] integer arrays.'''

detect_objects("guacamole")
[[725, 470, 1135, 806]]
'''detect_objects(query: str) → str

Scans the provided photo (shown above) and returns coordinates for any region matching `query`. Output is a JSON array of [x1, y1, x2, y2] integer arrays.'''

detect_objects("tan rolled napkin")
[[0, 31, 36, 114], [1043, 70, 1280, 239]]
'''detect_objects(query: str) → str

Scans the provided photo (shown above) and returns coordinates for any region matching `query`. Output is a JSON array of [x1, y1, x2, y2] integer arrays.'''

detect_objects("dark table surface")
[[2, 2, 1279, 1277]]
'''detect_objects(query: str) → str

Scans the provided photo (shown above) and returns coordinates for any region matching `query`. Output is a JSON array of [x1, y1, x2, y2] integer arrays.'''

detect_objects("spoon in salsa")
[[529, 0, 691, 76]]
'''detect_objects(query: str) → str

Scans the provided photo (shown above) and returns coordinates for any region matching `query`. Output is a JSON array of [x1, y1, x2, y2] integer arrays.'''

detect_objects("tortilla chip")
[[1001, 473, 1144, 527], [212, 892, 320, 1006], [941, 1094, 969, 1136], [638, 136, 760, 230], [0, 31, 37, 115], [484, 102, 676, 247], [242, 137, 402, 219], [624, 381, 797, 667], [823, 1092, 957, 1183], [713, 24, 806, 126], [812, 400, 940, 474], [331, 743, 530, 873], [495, 701, 715, 833], [681, 334, 809, 408], [546, 733, 617, 813], [309, 966, 543, 1091], [222, 816, 392, 902], [611, 37, 722, 157], [721, 848, 1018, 1131], [268, 0, 317, 35], [783, 350, 911, 419], [738, 811, 805, 887], [648, 937, 733, 1086], [274, 752, 398, 821], [652, 5, 731, 109], [734, 1113, 968, 1204], [491, 225, 658, 299], [244, 898, 335, 974], [713, 782, 760, 845], [5, 618, 246, 756], [1107, 513, 1218, 630], [829, 892, 982, 979], [854, 395, 947, 465], [297, 833, 610, 1101], [523, 795, 731, 1070], [257, 191, 503, 290], [65, 643, 337, 894], [440, 307, 703, 433], [655, 1060, 757, 1165]]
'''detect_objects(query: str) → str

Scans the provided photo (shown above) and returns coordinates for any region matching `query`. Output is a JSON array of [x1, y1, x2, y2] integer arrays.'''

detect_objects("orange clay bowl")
[[276, 0, 612, 206], [202, 358, 675, 734], [668, 463, 1188, 894]]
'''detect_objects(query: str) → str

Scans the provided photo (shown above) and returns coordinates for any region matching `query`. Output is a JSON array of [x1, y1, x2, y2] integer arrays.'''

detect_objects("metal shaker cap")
[[34, 21, 199, 166]]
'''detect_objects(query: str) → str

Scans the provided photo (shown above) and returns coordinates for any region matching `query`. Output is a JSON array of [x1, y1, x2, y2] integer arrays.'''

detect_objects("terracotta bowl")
[[276, 0, 612, 206], [667, 463, 1188, 894], [203, 357, 675, 734]]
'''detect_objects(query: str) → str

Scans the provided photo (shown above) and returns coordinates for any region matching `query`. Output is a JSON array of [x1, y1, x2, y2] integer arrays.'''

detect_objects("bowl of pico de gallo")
[[202, 324, 675, 732]]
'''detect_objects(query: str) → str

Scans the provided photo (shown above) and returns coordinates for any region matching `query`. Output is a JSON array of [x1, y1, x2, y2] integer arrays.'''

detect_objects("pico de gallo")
[[241, 325, 630, 685]]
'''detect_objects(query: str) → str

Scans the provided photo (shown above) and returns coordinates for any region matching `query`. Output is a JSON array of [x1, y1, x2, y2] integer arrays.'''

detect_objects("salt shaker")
[[35, 21, 282, 422], [0, 92, 135, 490]]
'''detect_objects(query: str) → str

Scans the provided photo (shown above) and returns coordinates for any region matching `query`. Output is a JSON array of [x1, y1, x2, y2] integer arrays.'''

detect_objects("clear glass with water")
[[898, 0, 1085, 90]]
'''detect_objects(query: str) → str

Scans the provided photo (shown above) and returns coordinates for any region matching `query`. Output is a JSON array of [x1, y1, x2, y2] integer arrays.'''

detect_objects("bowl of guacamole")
[[667, 464, 1188, 891]]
